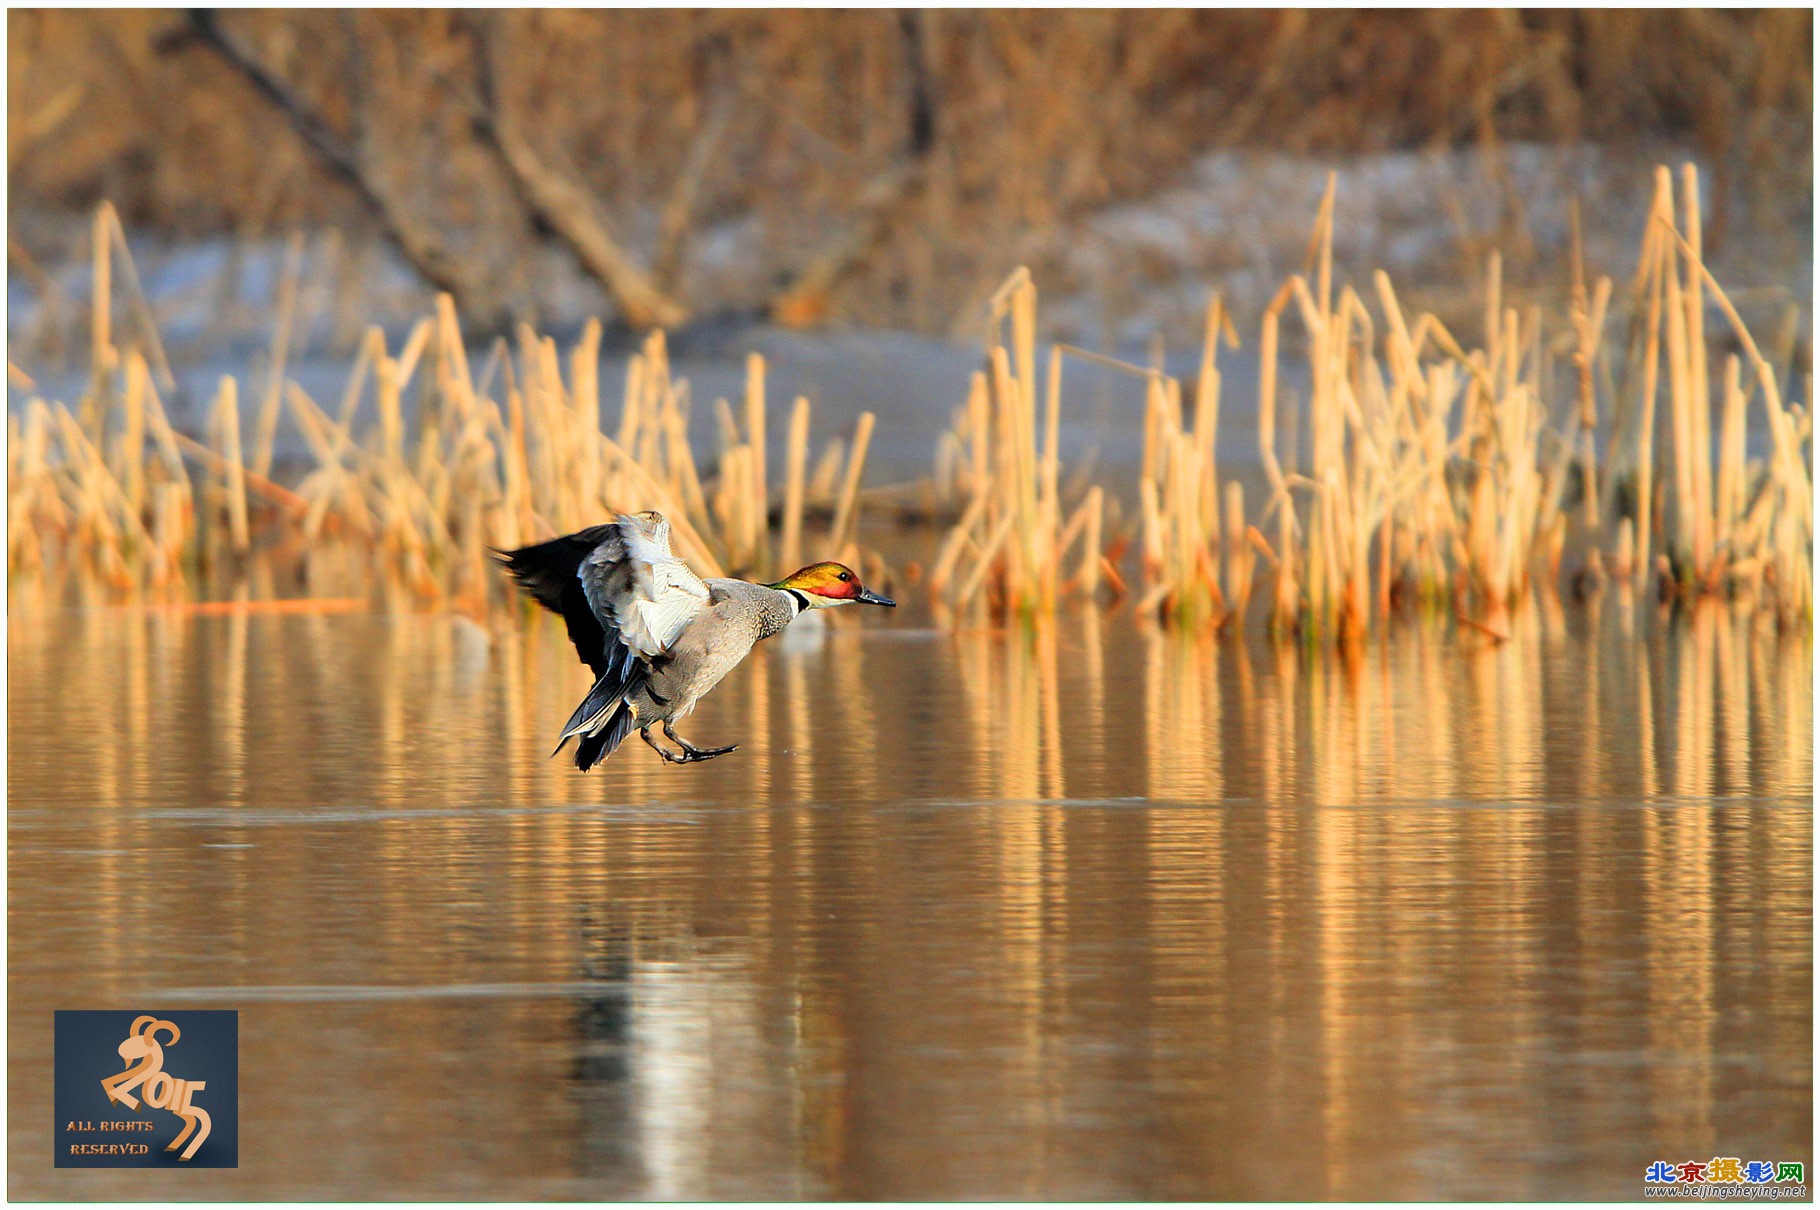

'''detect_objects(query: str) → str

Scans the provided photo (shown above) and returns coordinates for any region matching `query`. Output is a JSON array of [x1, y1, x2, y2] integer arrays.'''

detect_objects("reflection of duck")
[[498, 511, 893, 769]]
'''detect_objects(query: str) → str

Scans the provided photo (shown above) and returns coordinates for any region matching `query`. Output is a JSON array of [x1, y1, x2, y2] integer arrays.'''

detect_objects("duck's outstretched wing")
[[493, 523, 618, 676], [578, 512, 712, 662]]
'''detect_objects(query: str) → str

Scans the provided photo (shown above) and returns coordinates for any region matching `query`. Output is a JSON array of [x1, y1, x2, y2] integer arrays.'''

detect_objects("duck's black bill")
[[856, 588, 896, 607]]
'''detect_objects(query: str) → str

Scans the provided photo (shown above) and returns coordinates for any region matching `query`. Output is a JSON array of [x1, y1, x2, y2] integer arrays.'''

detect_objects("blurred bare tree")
[[8, 9, 1811, 333]]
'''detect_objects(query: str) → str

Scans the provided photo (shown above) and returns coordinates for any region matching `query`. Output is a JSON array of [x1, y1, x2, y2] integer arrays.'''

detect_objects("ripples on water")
[[8, 596, 1811, 1198]]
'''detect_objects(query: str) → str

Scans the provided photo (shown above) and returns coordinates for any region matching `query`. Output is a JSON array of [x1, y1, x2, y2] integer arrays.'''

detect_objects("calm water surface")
[[9, 597, 1811, 1198]]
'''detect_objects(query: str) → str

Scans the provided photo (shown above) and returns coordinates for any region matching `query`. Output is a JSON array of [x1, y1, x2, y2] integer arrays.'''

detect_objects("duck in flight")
[[497, 511, 895, 769]]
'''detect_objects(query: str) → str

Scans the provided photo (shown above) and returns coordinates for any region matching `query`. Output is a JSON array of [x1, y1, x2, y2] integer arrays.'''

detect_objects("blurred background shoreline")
[[10, 10, 1812, 351]]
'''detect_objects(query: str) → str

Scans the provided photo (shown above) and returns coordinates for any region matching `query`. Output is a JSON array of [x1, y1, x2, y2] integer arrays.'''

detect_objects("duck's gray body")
[[616, 577, 799, 727], [497, 511, 890, 770]]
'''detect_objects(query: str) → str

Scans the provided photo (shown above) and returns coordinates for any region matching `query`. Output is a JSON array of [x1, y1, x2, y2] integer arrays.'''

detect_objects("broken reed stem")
[[121, 351, 147, 519], [745, 352, 768, 561], [250, 232, 303, 479], [1632, 173, 1669, 587], [1137, 293, 1233, 623], [89, 204, 113, 416], [100, 203, 176, 393]]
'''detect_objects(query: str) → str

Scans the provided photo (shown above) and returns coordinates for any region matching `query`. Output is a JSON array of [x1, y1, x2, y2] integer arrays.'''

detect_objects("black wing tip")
[[493, 532, 593, 613]]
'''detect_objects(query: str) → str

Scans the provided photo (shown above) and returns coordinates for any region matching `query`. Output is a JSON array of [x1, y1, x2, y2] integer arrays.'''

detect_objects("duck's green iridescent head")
[[772, 561, 896, 608]]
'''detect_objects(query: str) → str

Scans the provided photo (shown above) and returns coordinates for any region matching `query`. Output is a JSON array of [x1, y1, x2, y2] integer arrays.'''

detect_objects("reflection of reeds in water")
[[9, 604, 1811, 1197], [1142, 626, 1223, 802], [1121, 596, 1812, 809], [15, 577, 1805, 817], [951, 619, 1069, 804]]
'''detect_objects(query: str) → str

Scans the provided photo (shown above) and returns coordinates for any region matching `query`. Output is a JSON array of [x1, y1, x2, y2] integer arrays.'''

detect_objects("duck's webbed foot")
[[641, 724, 738, 764], [665, 720, 738, 762]]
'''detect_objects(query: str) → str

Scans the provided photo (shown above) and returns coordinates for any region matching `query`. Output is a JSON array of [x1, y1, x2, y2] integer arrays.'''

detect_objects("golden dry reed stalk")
[[781, 395, 810, 572], [1135, 296, 1236, 624]]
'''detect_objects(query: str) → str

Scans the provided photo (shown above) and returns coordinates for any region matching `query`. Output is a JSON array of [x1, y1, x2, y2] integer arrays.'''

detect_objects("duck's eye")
[[838, 571, 852, 582]]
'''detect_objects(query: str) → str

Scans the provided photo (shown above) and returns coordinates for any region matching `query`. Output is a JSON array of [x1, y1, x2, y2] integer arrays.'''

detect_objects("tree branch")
[[186, 9, 508, 331], [768, 12, 938, 328], [462, 15, 687, 331], [768, 160, 924, 328], [651, 78, 736, 294]]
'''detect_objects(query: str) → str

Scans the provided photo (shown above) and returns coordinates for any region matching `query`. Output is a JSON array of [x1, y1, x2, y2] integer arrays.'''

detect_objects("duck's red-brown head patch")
[[773, 562, 894, 607]]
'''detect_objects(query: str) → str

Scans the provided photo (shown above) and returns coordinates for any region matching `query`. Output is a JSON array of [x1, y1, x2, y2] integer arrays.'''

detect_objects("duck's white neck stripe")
[[784, 587, 813, 615]]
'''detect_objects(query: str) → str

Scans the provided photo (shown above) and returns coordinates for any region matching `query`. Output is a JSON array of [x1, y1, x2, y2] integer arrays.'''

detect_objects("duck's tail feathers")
[[575, 704, 638, 772], [553, 666, 644, 771], [554, 669, 631, 754]]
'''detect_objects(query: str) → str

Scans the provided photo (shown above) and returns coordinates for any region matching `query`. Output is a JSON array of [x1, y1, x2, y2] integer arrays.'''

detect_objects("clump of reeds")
[[13, 168, 1810, 640], [929, 163, 1809, 636], [1235, 179, 1566, 637], [929, 269, 1108, 617], [1128, 165, 1810, 637], [1631, 165, 1812, 615], [1130, 187, 1482, 635], [9, 204, 879, 610]]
